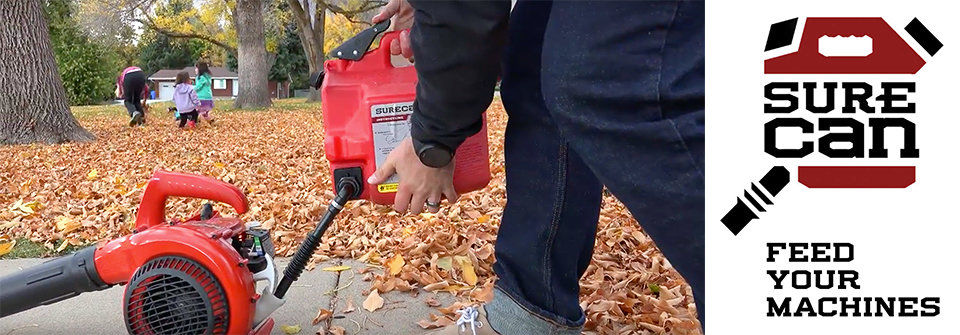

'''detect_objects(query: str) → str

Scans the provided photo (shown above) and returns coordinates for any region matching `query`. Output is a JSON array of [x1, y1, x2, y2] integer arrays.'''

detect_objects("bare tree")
[[0, 0, 95, 145]]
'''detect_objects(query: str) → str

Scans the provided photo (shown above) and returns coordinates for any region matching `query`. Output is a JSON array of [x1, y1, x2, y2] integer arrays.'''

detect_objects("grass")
[[0, 238, 89, 259], [70, 97, 320, 118]]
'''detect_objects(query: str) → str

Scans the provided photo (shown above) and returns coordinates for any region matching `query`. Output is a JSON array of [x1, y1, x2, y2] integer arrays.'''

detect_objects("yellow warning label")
[[378, 183, 399, 193]]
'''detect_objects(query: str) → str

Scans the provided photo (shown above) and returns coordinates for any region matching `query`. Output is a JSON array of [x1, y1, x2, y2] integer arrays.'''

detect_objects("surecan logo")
[[722, 17, 943, 235]]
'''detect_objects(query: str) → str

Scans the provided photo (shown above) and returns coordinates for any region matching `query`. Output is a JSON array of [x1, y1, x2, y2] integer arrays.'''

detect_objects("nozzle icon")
[[721, 166, 790, 235]]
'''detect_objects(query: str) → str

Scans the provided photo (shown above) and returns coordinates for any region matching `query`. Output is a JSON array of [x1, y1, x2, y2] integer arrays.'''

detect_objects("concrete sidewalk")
[[0, 258, 454, 335]]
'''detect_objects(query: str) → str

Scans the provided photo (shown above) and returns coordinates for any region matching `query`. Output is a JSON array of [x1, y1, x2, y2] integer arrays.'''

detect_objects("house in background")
[[148, 66, 289, 101]]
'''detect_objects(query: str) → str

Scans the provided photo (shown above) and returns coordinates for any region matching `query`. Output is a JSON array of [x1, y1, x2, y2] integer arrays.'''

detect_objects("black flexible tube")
[[273, 177, 358, 299]]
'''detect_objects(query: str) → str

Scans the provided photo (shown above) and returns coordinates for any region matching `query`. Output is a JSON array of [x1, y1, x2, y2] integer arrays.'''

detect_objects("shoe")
[[187, 120, 196, 129], [428, 306, 499, 335], [129, 112, 143, 127]]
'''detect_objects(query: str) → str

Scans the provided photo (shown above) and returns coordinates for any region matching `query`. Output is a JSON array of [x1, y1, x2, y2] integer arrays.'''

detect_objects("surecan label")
[[371, 101, 415, 193]]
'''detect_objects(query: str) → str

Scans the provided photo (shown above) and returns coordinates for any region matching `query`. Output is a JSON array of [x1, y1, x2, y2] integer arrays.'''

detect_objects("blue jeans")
[[490, 0, 704, 332]]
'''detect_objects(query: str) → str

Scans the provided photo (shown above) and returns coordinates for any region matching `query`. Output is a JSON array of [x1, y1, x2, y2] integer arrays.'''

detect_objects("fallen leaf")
[[280, 324, 301, 334], [343, 298, 355, 313], [56, 240, 69, 252], [328, 326, 346, 335], [423, 281, 449, 292], [417, 315, 454, 329], [436, 256, 453, 272], [321, 265, 351, 272], [56, 216, 81, 234], [386, 253, 405, 276], [424, 296, 441, 307], [312, 308, 332, 325], [362, 290, 384, 312], [455, 256, 478, 286], [86, 169, 98, 180], [477, 215, 489, 223], [0, 236, 16, 257]]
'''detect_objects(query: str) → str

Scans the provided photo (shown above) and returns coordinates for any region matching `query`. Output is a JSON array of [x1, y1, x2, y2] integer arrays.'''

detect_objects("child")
[[194, 62, 215, 124], [173, 71, 201, 129]]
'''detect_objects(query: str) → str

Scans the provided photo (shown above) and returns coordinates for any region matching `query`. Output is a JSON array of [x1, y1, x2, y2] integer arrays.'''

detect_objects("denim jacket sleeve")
[[407, 0, 511, 151]]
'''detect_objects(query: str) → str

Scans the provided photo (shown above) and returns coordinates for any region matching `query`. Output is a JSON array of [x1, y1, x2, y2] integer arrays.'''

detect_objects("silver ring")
[[425, 201, 440, 208]]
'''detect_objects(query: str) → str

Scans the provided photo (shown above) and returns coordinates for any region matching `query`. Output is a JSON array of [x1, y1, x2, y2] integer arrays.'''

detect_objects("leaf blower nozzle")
[[0, 246, 111, 318], [273, 175, 360, 299]]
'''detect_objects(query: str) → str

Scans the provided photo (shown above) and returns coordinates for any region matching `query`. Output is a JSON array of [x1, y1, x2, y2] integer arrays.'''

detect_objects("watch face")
[[420, 147, 452, 168]]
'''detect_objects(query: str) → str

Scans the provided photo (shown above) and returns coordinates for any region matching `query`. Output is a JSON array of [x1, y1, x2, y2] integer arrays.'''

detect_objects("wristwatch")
[[412, 138, 453, 168]]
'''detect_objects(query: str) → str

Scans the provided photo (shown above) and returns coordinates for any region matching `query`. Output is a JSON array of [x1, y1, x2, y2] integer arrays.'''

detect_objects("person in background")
[[173, 71, 201, 129], [194, 62, 215, 124], [368, 0, 704, 334], [117, 66, 149, 127]]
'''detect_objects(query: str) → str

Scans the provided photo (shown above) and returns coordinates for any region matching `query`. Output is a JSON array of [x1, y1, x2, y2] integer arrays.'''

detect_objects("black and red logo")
[[722, 17, 943, 235]]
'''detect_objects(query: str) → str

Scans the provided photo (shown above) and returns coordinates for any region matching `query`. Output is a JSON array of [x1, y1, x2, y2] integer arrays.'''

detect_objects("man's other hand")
[[367, 137, 458, 214]]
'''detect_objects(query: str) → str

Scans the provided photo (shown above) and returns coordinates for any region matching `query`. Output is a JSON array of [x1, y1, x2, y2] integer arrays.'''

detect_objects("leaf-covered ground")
[[0, 99, 700, 334]]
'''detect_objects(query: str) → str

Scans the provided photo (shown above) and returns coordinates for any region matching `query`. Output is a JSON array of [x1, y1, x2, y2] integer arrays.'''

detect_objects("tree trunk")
[[234, 0, 272, 109], [0, 0, 94, 145], [289, 0, 324, 102]]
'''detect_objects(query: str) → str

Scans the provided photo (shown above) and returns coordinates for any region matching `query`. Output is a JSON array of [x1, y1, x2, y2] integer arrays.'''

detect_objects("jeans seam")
[[668, 118, 704, 178], [542, 142, 568, 315], [655, 1, 681, 121], [493, 285, 582, 331]]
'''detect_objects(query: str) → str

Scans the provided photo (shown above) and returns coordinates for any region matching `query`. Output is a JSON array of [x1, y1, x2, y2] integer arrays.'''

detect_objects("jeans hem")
[[489, 285, 585, 331]]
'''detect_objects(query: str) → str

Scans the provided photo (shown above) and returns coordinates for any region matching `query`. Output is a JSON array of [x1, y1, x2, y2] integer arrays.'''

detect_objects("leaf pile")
[[0, 101, 699, 334]]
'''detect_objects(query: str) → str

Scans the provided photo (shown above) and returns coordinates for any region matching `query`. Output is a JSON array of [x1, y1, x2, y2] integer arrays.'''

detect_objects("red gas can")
[[320, 31, 490, 205]]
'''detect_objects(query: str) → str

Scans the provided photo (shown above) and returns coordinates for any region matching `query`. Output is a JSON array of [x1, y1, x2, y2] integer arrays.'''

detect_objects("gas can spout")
[[272, 175, 360, 299]]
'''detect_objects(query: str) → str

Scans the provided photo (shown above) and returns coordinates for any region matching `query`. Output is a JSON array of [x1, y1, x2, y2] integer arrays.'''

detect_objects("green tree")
[[138, 31, 205, 77], [270, 22, 310, 90], [45, 0, 119, 105]]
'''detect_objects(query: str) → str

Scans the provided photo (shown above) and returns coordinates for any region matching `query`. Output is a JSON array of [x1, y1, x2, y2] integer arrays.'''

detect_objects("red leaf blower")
[[0, 169, 362, 334], [0, 169, 361, 334]]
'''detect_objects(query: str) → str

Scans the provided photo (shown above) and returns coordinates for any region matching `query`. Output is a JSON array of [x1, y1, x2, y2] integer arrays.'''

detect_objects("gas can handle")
[[329, 19, 392, 61], [374, 30, 404, 67]]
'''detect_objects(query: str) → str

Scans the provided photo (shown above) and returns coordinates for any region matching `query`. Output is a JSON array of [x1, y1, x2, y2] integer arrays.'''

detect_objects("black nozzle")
[[0, 246, 111, 317], [273, 173, 361, 299], [333, 167, 364, 199]]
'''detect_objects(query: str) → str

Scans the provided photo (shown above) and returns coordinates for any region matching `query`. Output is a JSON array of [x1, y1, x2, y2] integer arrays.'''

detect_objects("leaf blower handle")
[[136, 170, 249, 231], [273, 176, 361, 299], [0, 246, 110, 318]]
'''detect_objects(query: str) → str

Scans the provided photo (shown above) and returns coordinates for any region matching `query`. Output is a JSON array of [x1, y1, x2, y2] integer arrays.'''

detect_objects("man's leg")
[[488, 1, 604, 333], [540, 0, 705, 325]]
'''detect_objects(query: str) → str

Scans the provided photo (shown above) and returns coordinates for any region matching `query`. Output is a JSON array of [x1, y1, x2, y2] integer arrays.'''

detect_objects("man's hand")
[[367, 137, 458, 214], [372, 0, 414, 59]]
